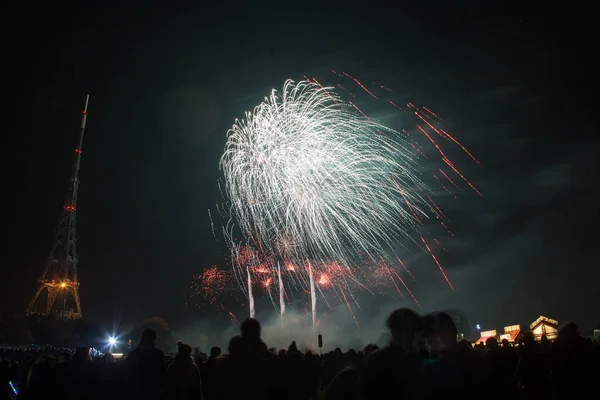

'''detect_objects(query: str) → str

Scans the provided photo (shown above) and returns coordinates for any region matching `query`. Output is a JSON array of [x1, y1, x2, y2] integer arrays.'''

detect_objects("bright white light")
[[108, 337, 116, 346]]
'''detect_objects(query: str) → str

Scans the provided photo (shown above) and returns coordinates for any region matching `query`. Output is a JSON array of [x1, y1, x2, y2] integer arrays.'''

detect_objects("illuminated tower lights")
[[26, 95, 89, 320]]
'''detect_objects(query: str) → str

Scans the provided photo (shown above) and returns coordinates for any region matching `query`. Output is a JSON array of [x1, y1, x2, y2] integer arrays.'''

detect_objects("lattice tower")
[[26, 95, 90, 319]]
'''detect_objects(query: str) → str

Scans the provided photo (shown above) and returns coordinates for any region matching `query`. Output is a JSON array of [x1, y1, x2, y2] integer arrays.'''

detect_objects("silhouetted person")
[[209, 346, 221, 359], [201, 346, 221, 400], [67, 347, 93, 400], [361, 308, 424, 400], [227, 335, 244, 356], [219, 318, 286, 400], [284, 341, 306, 400], [551, 322, 594, 399], [126, 328, 167, 400], [304, 350, 320, 400], [167, 341, 202, 400], [500, 338, 518, 373], [321, 348, 344, 388], [192, 347, 204, 367], [420, 311, 475, 400], [325, 344, 377, 400], [480, 337, 518, 398], [95, 352, 120, 400], [288, 341, 299, 353], [27, 355, 59, 399], [515, 331, 550, 399], [540, 334, 551, 349]]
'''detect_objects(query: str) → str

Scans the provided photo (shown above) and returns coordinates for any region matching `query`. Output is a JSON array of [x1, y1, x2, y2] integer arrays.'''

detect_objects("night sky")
[[4, 3, 599, 335]]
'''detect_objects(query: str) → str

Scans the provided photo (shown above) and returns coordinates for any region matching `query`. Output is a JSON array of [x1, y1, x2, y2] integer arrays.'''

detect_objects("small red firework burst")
[[190, 266, 228, 305]]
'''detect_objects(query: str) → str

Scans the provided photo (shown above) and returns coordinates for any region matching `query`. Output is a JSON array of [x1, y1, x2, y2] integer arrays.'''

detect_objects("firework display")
[[190, 266, 229, 306], [191, 70, 481, 327]]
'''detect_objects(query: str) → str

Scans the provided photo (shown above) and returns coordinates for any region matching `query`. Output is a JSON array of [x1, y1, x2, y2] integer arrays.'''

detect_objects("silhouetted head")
[[486, 337, 498, 350], [364, 343, 379, 356], [177, 341, 192, 357], [141, 328, 157, 346], [423, 311, 458, 351], [457, 340, 472, 352], [387, 308, 423, 351], [523, 331, 535, 346], [240, 318, 261, 341], [228, 335, 244, 355], [209, 346, 221, 358], [501, 339, 510, 347], [558, 322, 579, 341]]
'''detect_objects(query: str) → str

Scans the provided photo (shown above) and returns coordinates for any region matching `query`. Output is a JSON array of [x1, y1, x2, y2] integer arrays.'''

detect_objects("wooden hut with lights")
[[529, 316, 559, 341], [499, 324, 521, 343], [476, 329, 497, 345]]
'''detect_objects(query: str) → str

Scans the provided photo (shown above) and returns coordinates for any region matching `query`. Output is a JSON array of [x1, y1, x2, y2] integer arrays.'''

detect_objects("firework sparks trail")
[[397, 257, 417, 283], [439, 129, 482, 166], [439, 168, 459, 189], [392, 269, 421, 309], [384, 263, 404, 299], [422, 106, 441, 120], [212, 73, 482, 324], [309, 263, 316, 327], [263, 277, 279, 311], [208, 209, 218, 241], [343, 73, 481, 193], [415, 124, 481, 196], [342, 72, 378, 99], [247, 267, 255, 318], [420, 236, 454, 290], [340, 282, 360, 328], [278, 263, 285, 319]]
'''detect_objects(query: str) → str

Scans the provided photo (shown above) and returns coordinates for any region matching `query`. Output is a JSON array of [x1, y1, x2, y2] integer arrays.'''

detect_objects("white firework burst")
[[221, 79, 430, 272]]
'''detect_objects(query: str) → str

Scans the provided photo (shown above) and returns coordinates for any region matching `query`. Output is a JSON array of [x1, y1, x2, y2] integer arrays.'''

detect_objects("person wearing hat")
[[166, 341, 202, 400]]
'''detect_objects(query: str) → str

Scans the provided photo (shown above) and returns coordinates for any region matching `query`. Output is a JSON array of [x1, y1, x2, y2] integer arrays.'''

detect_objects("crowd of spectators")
[[1, 309, 598, 399]]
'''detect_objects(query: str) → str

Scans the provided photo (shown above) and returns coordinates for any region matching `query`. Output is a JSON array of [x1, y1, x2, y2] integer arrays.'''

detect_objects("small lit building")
[[476, 329, 497, 345], [529, 316, 558, 341], [499, 324, 521, 343]]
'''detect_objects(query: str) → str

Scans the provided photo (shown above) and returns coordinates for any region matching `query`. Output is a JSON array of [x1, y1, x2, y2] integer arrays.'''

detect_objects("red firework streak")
[[384, 263, 404, 299], [421, 236, 454, 290], [397, 257, 417, 283]]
